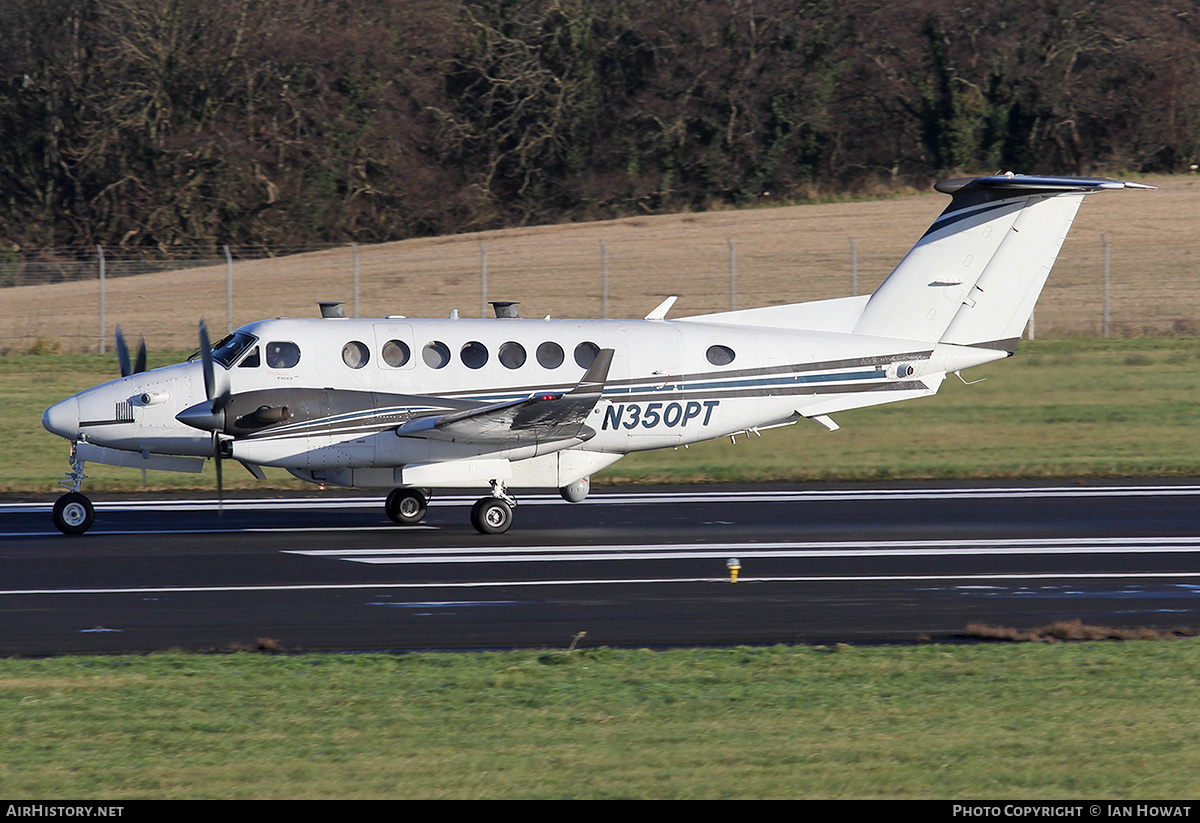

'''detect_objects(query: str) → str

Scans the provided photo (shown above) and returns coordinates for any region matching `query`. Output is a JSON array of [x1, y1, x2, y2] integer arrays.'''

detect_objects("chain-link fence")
[[2, 190, 1196, 354]]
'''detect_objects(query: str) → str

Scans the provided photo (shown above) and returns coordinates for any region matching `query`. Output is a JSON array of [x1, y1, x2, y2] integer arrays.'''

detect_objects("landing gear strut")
[[384, 487, 428, 526], [52, 447, 95, 535], [470, 480, 516, 535]]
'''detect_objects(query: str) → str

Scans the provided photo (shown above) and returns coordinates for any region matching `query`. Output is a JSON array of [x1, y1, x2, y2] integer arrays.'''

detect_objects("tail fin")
[[852, 175, 1153, 348]]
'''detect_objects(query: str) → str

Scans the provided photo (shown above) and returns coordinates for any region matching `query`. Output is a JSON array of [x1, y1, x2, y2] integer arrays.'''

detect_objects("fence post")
[[224, 245, 233, 334], [601, 240, 608, 319], [728, 238, 736, 311], [849, 238, 858, 296], [352, 242, 360, 318], [1102, 234, 1110, 338], [479, 242, 487, 318], [97, 245, 106, 354]]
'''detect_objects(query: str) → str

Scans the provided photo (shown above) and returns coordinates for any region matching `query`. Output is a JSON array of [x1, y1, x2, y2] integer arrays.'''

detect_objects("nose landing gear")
[[52, 447, 95, 535]]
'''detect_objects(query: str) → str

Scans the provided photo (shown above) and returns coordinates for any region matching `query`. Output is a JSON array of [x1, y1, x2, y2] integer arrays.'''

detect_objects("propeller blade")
[[115, 326, 131, 378], [134, 337, 147, 375], [199, 319, 215, 403], [198, 318, 231, 415]]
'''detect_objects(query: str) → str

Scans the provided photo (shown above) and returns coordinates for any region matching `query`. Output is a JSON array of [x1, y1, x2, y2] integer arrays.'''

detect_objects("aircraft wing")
[[396, 349, 614, 445]]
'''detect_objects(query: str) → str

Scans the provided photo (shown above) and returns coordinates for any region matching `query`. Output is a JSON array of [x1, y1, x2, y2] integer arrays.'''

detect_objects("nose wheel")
[[52, 448, 94, 535], [52, 492, 95, 535]]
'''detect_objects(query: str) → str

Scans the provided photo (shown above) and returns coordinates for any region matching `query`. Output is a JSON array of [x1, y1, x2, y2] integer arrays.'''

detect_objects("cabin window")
[[265, 341, 301, 369], [381, 339, 411, 368], [238, 346, 260, 368], [342, 341, 370, 369], [706, 345, 736, 366], [461, 341, 489, 369], [574, 341, 600, 369], [422, 341, 451, 369], [499, 341, 526, 369], [537, 341, 564, 369]]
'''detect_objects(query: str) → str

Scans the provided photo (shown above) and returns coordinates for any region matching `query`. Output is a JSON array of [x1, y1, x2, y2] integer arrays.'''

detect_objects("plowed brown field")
[[3, 174, 1196, 353]]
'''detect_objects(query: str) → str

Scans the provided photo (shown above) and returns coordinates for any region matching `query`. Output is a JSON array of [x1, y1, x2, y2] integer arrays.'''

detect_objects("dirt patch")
[[966, 619, 1199, 642]]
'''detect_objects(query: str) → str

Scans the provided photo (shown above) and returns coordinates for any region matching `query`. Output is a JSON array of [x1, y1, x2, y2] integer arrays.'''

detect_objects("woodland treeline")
[[2, 0, 1198, 253]]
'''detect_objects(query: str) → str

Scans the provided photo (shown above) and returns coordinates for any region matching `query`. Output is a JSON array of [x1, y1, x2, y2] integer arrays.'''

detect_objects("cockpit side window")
[[265, 341, 301, 369], [211, 331, 258, 368], [238, 346, 261, 368]]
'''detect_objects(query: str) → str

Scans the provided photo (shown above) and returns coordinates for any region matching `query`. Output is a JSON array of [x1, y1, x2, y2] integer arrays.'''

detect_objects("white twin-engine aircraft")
[[42, 174, 1150, 535]]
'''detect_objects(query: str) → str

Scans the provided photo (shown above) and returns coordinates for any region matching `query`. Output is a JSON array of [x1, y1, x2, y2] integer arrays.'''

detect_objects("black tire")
[[385, 488, 427, 525], [52, 492, 94, 535], [470, 497, 513, 535]]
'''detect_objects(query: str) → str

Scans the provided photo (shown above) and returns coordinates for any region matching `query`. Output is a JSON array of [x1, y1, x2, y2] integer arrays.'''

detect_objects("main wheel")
[[385, 488, 427, 525], [470, 497, 513, 535], [52, 492, 94, 535]]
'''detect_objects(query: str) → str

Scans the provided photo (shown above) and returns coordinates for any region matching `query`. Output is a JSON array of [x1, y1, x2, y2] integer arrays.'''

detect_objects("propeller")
[[197, 319, 232, 509], [114, 325, 147, 378]]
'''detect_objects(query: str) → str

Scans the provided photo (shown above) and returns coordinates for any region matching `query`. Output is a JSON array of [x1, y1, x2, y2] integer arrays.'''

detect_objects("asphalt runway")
[[3, 482, 1200, 655]]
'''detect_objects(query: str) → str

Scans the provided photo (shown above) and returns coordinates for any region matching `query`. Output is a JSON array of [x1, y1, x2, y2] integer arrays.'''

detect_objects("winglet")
[[571, 348, 614, 395]]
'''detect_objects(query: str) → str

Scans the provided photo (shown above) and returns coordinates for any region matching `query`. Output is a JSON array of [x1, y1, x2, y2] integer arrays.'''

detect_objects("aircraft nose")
[[43, 396, 80, 440]]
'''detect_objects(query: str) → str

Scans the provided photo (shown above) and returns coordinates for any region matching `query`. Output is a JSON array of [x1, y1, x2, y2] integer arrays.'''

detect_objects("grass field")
[[7, 336, 1200, 493], [1, 643, 1198, 799]]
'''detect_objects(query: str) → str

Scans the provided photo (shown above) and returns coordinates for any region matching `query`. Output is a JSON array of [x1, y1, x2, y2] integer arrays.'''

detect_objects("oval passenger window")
[[422, 341, 450, 369], [537, 341, 564, 369], [706, 345, 736, 366], [461, 341, 489, 369], [499, 341, 526, 369], [342, 341, 370, 369], [574, 341, 599, 368], [381, 339, 410, 368]]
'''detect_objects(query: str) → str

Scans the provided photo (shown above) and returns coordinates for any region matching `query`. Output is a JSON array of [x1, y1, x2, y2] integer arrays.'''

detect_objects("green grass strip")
[[1, 642, 1198, 799], [7, 339, 1200, 493]]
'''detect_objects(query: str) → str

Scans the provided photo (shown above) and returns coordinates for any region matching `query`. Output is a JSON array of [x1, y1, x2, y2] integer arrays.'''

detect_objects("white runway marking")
[[6, 485, 1200, 536], [287, 536, 1200, 565], [3, 571, 1200, 598], [3, 535, 1200, 597], [6, 483, 1200, 516]]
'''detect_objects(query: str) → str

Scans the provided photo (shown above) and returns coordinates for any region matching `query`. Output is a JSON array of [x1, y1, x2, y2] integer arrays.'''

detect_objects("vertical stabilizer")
[[852, 175, 1153, 346]]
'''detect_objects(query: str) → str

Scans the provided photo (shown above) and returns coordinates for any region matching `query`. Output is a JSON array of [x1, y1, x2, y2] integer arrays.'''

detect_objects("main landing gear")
[[52, 447, 95, 535], [385, 481, 517, 534], [384, 487, 428, 526], [469, 480, 517, 535]]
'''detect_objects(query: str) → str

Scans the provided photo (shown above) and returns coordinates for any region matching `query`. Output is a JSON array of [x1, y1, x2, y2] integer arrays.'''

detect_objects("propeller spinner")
[[174, 319, 234, 507]]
